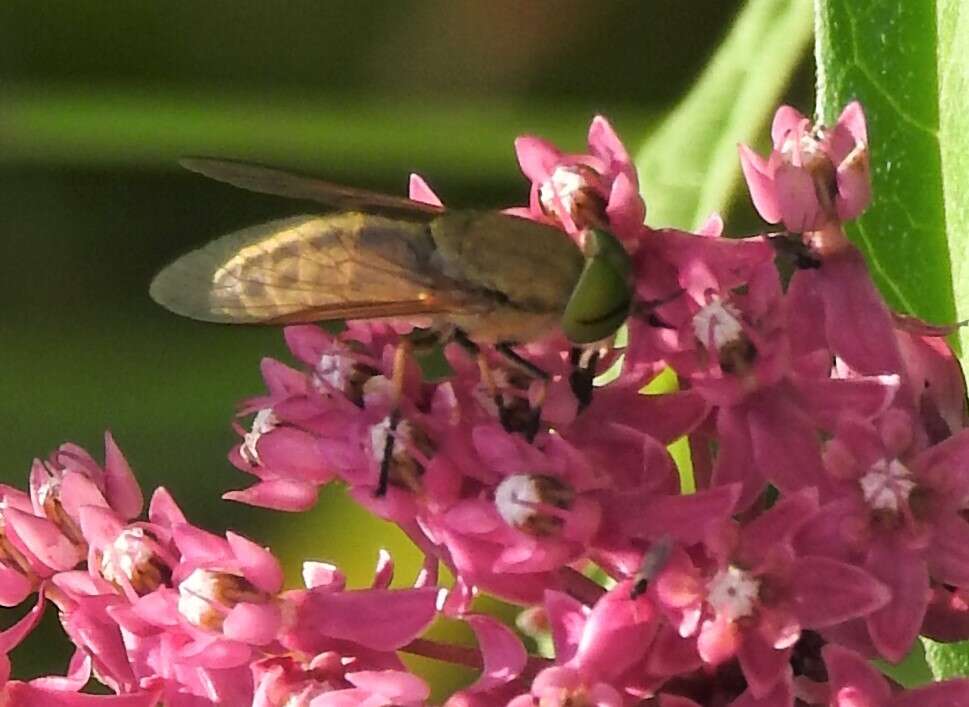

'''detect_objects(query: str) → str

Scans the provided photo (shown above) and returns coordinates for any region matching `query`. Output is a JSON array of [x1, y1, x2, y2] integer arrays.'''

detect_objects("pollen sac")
[[369, 417, 434, 492], [100, 527, 172, 595], [539, 164, 608, 231], [241, 408, 279, 466], [494, 474, 575, 536], [314, 341, 380, 406], [177, 567, 272, 633]]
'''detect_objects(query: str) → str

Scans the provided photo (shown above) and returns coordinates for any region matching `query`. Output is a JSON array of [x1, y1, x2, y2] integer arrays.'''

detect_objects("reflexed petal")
[[926, 514, 969, 588], [464, 614, 526, 692], [865, 546, 929, 662], [737, 629, 791, 699], [102, 432, 144, 520], [514, 135, 562, 181], [822, 643, 891, 704], [790, 557, 889, 627], [223, 478, 319, 512], [738, 144, 781, 224], [408, 173, 443, 207], [227, 531, 284, 593]]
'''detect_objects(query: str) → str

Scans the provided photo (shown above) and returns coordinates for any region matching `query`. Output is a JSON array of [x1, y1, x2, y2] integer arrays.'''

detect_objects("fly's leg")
[[375, 339, 412, 497], [568, 346, 601, 412], [630, 535, 673, 598]]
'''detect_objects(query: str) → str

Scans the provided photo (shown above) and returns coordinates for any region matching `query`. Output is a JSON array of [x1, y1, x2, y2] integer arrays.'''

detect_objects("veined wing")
[[150, 213, 484, 324], [181, 157, 444, 221]]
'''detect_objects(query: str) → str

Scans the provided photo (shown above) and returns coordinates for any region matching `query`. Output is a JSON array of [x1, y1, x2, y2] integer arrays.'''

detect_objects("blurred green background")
[[0, 0, 812, 690]]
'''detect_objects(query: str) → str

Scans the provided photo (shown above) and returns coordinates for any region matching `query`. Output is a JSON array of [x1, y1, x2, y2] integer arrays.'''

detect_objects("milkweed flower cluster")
[[5, 103, 969, 706]]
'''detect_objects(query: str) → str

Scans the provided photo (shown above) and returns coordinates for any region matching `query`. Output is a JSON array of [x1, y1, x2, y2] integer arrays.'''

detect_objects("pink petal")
[[790, 557, 889, 627], [605, 171, 645, 236], [738, 144, 781, 224], [302, 561, 346, 591], [572, 582, 657, 681], [747, 394, 827, 495], [0, 590, 46, 652], [372, 549, 394, 589], [618, 484, 741, 544], [346, 670, 430, 702], [178, 636, 252, 669], [835, 155, 871, 222], [712, 408, 764, 511], [226, 532, 284, 594], [817, 248, 902, 375], [514, 135, 561, 181], [147, 487, 187, 529], [822, 643, 891, 704], [257, 428, 334, 483], [223, 478, 319, 512], [737, 629, 791, 698], [697, 615, 740, 665], [737, 489, 818, 564], [223, 601, 282, 645], [730, 669, 794, 707], [773, 161, 825, 232], [78, 505, 125, 549], [927, 514, 969, 587], [103, 432, 144, 520], [29, 649, 91, 691], [4, 684, 162, 706], [464, 614, 527, 692], [865, 545, 929, 662], [408, 173, 443, 207], [588, 115, 632, 172], [792, 375, 899, 429], [836, 101, 868, 148], [544, 590, 588, 664], [0, 565, 32, 607], [5, 507, 81, 571], [770, 105, 807, 148], [172, 523, 230, 565], [286, 587, 438, 651], [697, 212, 724, 237]]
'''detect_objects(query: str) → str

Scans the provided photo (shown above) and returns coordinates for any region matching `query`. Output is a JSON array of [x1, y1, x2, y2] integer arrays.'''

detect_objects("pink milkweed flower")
[[739, 101, 870, 234], [796, 414, 969, 660], [653, 491, 889, 698], [512, 116, 646, 243], [28, 432, 144, 550]]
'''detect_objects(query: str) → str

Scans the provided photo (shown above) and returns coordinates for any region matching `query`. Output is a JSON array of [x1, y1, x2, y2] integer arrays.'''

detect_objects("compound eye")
[[562, 233, 632, 344]]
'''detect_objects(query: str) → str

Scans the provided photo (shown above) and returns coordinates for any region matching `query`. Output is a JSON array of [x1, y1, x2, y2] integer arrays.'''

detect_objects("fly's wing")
[[150, 213, 483, 324], [180, 158, 444, 221]]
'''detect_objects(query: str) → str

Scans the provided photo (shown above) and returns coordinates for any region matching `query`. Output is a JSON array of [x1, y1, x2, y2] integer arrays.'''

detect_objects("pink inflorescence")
[[4, 105, 969, 705]]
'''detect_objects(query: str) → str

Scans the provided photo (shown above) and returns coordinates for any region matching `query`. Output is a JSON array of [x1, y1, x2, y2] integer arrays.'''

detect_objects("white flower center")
[[100, 527, 151, 583], [242, 408, 279, 465], [692, 300, 744, 352], [177, 568, 225, 629], [494, 474, 573, 536], [314, 351, 352, 392], [859, 458, 915, 512], [539, 165, 587, 217], [707, 566, 760, 622]]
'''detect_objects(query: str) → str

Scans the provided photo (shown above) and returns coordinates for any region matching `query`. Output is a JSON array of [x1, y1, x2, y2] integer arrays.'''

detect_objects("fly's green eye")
[[562, 229, 633, 344]]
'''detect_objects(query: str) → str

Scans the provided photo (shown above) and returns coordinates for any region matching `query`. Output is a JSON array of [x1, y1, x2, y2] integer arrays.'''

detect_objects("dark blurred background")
[[0, 0, 811, 689]]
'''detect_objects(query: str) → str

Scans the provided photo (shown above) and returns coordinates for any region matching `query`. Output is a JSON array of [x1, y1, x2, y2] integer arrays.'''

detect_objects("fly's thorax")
[[429, 211, 584, 318]]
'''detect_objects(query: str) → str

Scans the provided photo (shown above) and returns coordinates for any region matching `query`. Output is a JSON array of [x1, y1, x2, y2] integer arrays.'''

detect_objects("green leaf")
[[636, 0, 813, 230], [815, 0, 964, 336], [817, 0, 969, 681], [923, 638, 969, 681]]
